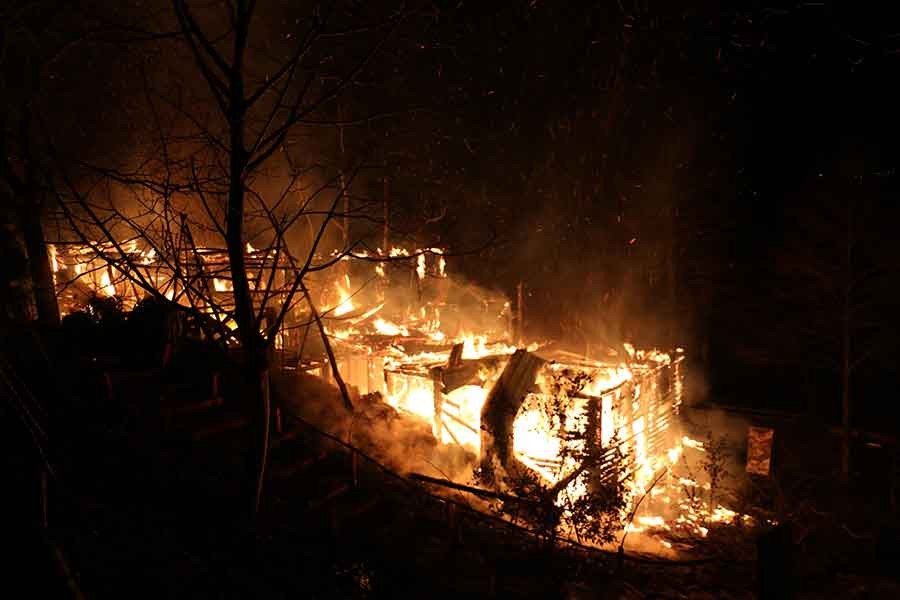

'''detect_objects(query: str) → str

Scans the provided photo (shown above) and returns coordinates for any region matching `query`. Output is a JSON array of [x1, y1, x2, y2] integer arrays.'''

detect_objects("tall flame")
[[416, 254, 426, 280], [48, 244, 59, 273], [333, 275, 354, 316], [100, 270, 116, 297]]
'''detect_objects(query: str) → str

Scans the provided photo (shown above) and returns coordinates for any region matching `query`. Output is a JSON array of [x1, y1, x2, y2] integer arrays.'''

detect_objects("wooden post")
[[432, 371, 443, 441], [516, 282, 524, 346], [338, 102, 349, 257], [415, 255, 423, 304], [448, 343, 464, 369], [383, 176, 390, 251]]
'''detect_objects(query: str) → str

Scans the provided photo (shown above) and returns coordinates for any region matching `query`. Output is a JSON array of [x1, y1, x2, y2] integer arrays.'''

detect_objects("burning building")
[[327, 328, 684, 502], [51, 239, 743, 548]]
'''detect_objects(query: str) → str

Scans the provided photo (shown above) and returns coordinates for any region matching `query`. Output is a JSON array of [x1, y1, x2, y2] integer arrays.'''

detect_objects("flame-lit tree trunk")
[[229, 18, 271, 518], [170, 0, 403, 520], [174, 0, 271, 521], [217, 0, 272, 520]]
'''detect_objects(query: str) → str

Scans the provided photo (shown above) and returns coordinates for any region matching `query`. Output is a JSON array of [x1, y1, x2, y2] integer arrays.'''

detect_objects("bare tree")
[[42, 1, 442, 522], [773, 174, 899, 482], [0, 1, 70, 327]]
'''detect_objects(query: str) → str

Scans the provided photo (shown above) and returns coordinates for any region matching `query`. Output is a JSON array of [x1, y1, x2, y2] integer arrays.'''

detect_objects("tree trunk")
[[224, 5, 268, 521], [19, 198, 59, 327], [249, 361, 271, 519], [338, 103, 349, 254]]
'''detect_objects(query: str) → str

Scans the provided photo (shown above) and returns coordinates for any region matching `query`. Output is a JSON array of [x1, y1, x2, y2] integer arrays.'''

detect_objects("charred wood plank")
[[448, 343, 464, 369], [438, 362, 484, 393], [410, 472, 536, 506], [435, 356, 507, 394], [479, 349, 545, 484]]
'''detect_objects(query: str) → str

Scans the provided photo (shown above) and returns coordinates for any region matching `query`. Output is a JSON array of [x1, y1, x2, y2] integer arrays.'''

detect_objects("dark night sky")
[[4, 1, 900, 427], [407, 2, 900, 423]]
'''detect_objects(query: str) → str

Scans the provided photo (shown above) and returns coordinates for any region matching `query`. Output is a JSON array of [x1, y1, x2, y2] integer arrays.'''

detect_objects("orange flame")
[[333, 275, 354, 316], [100, 270, 116, 297]]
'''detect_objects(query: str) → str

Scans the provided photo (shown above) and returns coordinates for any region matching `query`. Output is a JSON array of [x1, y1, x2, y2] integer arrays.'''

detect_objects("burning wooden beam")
[[479, 349, 545, 485]]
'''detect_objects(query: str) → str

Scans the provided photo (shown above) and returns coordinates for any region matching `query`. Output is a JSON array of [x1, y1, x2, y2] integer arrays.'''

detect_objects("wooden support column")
[[432, 370, 443, 441], [516, 282, 524, 346]]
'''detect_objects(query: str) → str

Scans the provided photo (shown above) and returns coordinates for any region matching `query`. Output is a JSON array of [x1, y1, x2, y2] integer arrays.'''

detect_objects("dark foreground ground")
[[3, 323, 900, 599]]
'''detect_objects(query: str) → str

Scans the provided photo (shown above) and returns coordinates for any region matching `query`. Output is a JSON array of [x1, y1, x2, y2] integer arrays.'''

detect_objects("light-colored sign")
[[746, 426, 775, 476]]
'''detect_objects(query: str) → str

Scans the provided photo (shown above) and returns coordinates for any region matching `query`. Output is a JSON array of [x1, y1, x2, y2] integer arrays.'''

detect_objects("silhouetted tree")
[[773, 171, 899, 481]]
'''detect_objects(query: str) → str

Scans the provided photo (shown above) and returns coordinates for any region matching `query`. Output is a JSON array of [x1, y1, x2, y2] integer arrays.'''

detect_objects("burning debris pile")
[[53, 239, 749, 552]]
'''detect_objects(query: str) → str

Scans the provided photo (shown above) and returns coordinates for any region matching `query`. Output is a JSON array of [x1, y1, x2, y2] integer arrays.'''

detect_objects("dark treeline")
[[364, 2, 900, 433]]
